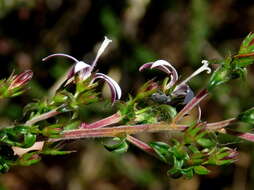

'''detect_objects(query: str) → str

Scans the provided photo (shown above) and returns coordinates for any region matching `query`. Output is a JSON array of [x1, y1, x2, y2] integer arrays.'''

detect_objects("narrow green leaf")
[[149, 142, 170, 163], [193, 165, 209, 175], [104, 137, 129, 154], [238, 107, 254, 125]]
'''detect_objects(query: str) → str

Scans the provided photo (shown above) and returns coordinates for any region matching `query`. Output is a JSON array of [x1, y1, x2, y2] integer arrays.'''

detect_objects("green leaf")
[[182, 168, 194, 179], [42, 124, 62, 138], [23, 133, 37, 148], [208, 65, 232, 91], [184, 123, 207, 144], [197, 138, 215, 148], [0, 126, 37, 148], [18, 152, 41, 166], [104, 137, 129, 154], [0, 156, 11, 174], [64, 120, 81, 130], [239, 33, 254, 54], [134, 107, 157, 124], [149, 142, 170, 163], [238, 107, 254, 125], [157, 105, 177, 121], [41, 149, 74, 155], [193, 165, 209, 175]]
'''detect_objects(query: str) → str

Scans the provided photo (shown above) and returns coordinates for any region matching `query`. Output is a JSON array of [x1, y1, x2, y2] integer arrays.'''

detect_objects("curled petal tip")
[[42, 53, 79, 63], [139, 62, 153, 72], [92, 73, 121, 103], [139, 60, 178, 89], [150, 59, 172, 69]]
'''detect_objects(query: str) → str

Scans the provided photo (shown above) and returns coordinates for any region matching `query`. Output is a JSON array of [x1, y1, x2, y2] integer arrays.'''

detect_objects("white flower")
[[42, 36, 121, 103]]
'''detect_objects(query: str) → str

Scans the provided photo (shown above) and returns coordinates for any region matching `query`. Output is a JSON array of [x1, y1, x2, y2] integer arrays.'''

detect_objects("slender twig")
[[126, 135, 155, 155], [49, 123, 187, 142], [80, 112, 122, 129], [234, 52, 254, 58], [48, 117, 240, 142], [226, 130, 254, 142], [207, 118, 236, 130], [25, 109, 60, 126], [173, 89, 208, 123]]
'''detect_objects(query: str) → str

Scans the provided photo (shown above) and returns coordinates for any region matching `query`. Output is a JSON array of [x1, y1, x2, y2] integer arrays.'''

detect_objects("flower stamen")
[[178, 60, 211, 86]]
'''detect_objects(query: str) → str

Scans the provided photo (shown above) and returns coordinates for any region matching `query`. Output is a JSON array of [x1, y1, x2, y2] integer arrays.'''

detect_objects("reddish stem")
[[173, 89, 208, 123], [126, 135, 155, 155], [50, 123, 187, 142], [49, 117, 240, 142], [227, 130, 254, 142], [234, 52, 254, 58], [207, 118, 236, 130], [25, 109, 60, 126], [80, 113, 122, 129]]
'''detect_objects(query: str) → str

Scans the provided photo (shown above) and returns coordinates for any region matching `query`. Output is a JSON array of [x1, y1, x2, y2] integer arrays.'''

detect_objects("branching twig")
[[25, 109, 60, 126]]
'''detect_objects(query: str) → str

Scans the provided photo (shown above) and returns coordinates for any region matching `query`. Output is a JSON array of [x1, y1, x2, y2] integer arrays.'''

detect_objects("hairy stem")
[[80, 112, 122, 129], [50, 123, 187, 142], [226, 130, 254, 142], [49, 117, 239, 142], [25, 109, 60, 126], [207, 118, 236, 130]]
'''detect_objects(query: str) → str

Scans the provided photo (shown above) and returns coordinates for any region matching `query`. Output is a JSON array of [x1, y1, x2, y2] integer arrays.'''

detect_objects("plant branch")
[[80, 112, 122, 129], [173, 89, 208, 123], [49, 123, 187, 142], [226, 130, 254, 142], [126, 135, 155, 155], [25, 109, 60, 126], [207, 118, 236, 130]]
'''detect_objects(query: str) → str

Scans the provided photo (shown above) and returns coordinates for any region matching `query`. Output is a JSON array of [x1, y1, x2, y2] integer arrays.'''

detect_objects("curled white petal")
[[91, 73, 121, 103], [139, 59, 178, 89], [42, 53, 79, 63], [151, 60, 172, 68], [74, 61, 91, 73]]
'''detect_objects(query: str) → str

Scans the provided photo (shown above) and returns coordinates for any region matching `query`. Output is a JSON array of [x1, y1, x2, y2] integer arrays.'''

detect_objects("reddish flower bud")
[[8, 70, 33, 90]]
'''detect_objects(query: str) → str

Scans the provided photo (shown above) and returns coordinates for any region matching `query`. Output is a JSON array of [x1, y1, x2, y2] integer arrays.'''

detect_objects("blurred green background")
[[0, 0, 254, 189]]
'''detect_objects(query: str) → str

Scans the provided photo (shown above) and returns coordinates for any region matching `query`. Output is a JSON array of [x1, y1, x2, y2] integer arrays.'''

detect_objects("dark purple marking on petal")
[[139, 60, 178, 88], [91, 73, 121, 103]]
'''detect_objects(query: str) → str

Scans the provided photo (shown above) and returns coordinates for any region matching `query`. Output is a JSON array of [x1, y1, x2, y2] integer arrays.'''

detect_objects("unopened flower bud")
[[9, 70, 33, 90], [223, 149, 239, 160]]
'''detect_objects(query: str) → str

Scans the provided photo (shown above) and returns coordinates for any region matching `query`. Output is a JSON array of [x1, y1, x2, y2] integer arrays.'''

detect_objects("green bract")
[[238, 107, 254, 125]]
